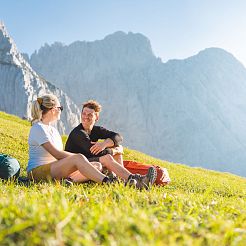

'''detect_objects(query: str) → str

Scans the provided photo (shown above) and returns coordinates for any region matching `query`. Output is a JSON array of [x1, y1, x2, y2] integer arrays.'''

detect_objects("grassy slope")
[[0, 111, 246, 245]]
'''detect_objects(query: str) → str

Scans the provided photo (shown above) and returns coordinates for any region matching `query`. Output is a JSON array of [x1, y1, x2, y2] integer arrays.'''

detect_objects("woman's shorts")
[[28, 164, 52, 181]]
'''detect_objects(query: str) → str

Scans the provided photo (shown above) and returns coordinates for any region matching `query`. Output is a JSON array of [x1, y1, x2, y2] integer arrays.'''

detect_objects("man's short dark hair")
[[82, 100, 102, 113]]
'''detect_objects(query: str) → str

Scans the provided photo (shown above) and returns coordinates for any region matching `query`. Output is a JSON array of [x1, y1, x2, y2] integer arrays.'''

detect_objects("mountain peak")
[[103, 31, 152, 50], [187, 47, 246, 69], [104, 31, 149, 42], [197, 47, 235, 59], [0, 21, 16, 50], [0, 23, 80, 133], [0, 21, 6, 32], [100, 31, 156, 63], [166, 47, 244, 70], [0, 21, 31, 69]]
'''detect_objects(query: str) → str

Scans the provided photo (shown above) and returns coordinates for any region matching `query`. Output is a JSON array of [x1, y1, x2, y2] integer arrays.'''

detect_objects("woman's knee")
[[73, 153, 87, 162]]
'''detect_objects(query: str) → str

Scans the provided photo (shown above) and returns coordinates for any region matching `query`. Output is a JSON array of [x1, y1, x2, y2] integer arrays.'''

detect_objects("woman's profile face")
[[50, 101, 62, 122]]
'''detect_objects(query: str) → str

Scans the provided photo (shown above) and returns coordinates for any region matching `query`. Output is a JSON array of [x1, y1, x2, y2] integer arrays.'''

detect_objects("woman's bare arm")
[[42, 142, 75, 160]]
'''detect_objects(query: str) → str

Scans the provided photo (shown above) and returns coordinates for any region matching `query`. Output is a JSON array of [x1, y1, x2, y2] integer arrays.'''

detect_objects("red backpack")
[[123, 160, 171, 186]]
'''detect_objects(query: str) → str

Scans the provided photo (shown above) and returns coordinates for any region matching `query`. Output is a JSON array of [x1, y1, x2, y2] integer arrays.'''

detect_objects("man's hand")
[[90, 141, 106, 155]]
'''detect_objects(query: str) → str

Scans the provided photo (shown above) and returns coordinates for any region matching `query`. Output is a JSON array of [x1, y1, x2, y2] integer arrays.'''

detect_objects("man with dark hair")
[[65, 100, 123, 164], [65, 100, 157, 189]]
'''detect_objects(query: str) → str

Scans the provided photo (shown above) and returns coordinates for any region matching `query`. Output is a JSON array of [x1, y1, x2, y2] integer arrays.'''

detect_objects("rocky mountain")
[[28, 31, 246, 177], [0, 23, 80, 134]]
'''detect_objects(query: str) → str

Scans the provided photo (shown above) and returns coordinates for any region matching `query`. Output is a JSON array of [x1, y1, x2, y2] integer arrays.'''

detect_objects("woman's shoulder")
[[29, 122, 47, 142], [31, 121, 45, 130], [30, 122, 49, 135]]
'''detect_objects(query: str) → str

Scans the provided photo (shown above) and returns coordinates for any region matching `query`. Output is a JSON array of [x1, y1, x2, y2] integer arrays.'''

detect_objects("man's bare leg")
[[107, 145, 124, 176], [99, 154, 131, 180], [113, 153, 123, 166]]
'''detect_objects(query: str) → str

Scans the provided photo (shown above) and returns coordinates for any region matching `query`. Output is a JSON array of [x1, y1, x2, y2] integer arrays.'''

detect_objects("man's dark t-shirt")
[[65, 123, 123, 161]]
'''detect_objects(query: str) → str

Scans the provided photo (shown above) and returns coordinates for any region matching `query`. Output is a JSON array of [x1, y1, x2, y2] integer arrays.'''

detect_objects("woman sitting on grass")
[[27, 94, 156, 189]]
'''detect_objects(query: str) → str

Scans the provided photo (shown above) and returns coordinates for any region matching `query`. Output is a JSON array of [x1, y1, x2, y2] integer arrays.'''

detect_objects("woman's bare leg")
[[50, 154, 106, 183], [68, 162, 102, 183]]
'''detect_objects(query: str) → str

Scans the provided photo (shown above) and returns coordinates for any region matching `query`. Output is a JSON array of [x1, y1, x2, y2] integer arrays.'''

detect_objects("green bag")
[[0, 154, 20, 180]]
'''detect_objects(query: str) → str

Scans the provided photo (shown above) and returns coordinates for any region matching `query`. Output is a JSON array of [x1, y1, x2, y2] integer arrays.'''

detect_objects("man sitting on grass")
[[65, 100, 156, 189]]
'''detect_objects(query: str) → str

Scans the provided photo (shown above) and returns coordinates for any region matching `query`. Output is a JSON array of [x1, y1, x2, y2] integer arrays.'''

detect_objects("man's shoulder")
[[93, 125, 111, 134], [71, 124, 82, 132], [68, 124, 82, 136], [69, 124, 89, 138], [93, 125, 107, 131]]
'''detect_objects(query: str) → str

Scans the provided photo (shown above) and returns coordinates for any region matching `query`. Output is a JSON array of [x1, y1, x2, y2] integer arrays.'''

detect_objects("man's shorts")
[[87, 147, 115, 162], [88, 157, 100, 162], [27, 164, 52, 181]]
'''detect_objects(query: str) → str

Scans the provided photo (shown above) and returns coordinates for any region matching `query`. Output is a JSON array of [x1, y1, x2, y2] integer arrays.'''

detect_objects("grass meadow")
[[0, 111, 246, 245]]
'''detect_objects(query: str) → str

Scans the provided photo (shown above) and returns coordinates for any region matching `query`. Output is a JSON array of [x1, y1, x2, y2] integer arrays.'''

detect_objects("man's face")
[[81, 107, 98, 128]]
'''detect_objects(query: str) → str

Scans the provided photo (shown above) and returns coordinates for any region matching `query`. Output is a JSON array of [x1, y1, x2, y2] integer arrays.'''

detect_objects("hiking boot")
[[102, 176, 114, 184], [16, 176, 32, 187], [109, 175, 120, 184], [125, 177, 137, 188], [132, 167, 157, 190], [62, 178, 74, 186], [107, 172, 120, 183]]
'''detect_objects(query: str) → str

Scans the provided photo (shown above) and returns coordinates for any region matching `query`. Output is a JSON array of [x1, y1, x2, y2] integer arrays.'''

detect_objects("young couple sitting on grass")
[[27, 94, 157, 190]]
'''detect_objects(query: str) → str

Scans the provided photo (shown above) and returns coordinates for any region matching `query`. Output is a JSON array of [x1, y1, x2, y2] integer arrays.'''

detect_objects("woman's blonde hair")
[[31, 94, 59, 124]]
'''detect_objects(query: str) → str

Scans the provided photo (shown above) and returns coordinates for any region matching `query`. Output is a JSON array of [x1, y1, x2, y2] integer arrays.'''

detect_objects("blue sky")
[[1, 0, 246, 66]]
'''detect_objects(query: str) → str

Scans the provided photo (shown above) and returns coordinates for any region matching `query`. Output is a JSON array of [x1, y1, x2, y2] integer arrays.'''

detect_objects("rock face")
[[0, 23, 80, 134], [29, 31, 246, 177]]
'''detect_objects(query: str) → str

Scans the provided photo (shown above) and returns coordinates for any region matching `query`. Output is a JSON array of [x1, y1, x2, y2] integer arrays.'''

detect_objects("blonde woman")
[[27, 94, 109, 183], [27, 94, 156, 189]]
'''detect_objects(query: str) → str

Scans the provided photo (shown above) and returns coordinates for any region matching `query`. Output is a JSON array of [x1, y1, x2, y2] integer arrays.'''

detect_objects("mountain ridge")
[[28, 31, 246, 177], [1, 25, 246, 177]]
